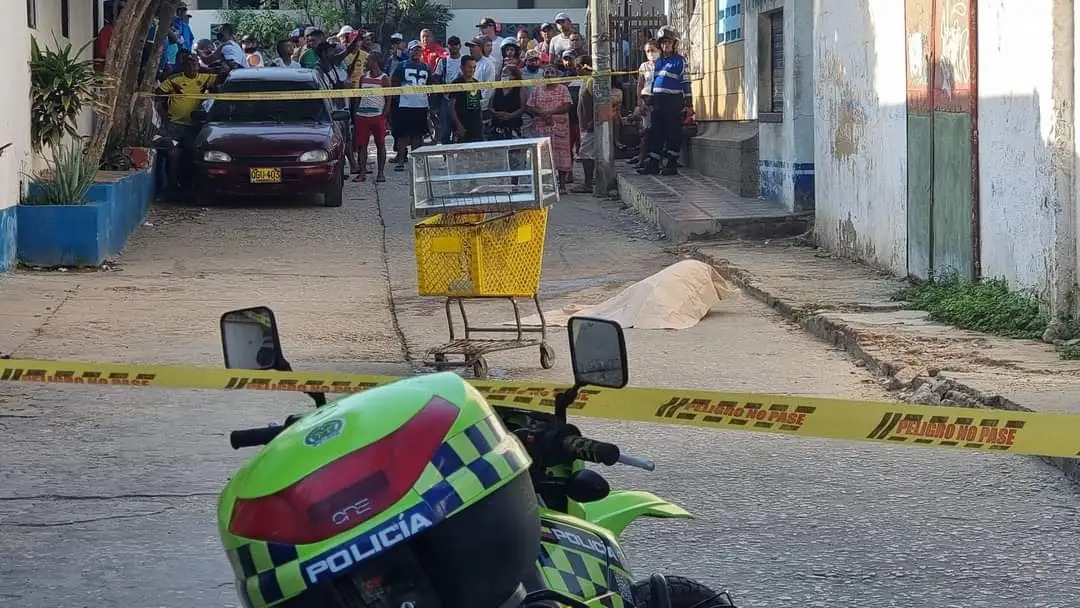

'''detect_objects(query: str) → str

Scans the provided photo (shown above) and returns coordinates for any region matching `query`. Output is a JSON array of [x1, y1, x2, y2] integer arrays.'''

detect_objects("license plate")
[[250, 168, 282, 183]]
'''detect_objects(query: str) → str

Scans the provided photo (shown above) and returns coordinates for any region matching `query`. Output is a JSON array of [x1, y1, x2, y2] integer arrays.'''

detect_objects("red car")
[[191, 68, 349, 207]]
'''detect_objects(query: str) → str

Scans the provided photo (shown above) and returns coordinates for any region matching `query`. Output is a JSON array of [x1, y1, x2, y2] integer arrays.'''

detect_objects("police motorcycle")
[[217, 306, 737, 608]]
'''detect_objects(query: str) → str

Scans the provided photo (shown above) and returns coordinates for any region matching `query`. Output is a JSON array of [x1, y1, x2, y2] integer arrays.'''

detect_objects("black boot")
[[636, 158, 660, 175], [659, 156, 679, 175]]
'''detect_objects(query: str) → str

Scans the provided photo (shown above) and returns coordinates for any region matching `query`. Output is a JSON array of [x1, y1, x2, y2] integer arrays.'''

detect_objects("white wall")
[[744, 0, 815, 213], [188, 8, 586, 47], [1, 1, 97, 207], [976, 0, 1058, 299], [811, 0, 908, 274]]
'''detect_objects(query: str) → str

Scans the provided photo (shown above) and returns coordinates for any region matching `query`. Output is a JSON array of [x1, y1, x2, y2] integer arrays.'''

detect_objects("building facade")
[[798, 0, 1080, 317], [0, 1, 100, 271]]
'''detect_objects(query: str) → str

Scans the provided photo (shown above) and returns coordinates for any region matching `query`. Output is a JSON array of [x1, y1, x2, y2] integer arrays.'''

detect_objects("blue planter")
[[17, 163, 156, 268]]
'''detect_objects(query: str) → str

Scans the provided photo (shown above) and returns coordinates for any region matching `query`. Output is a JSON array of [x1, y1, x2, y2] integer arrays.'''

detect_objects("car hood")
[[196, 122, 334, 155]]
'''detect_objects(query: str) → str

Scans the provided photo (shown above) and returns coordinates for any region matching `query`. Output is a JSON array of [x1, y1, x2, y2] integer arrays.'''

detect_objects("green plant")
[[22, 141, 99, 206], [29, 36, 104, 152], [220, 3, 302, 58], [894, 278, 1048, 339]]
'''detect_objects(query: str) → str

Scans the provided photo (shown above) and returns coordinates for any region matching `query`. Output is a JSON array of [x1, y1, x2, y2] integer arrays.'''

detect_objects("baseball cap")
[[501, 38, 519, 48], [289, 28, 301, 39], [554, 12, 571, 22], [524, 49, 541, 60], [390, 32, 404, 40], [477, 17, 497, 28], [337, 25, 354, 37], [561, 49, 575, 58], [540, 22, 554, 31], [465, 36, 486, 47], [408, 40, 422, 50], [303, 26, 317, 36]]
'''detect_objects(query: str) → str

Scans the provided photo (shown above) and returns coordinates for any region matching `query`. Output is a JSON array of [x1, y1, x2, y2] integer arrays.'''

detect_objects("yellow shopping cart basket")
[[414, 208, 549, 298]]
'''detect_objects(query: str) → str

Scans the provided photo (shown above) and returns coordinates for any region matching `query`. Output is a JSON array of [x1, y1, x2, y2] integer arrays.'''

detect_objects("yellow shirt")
[[345, 49, 370, 86], [157, 72, 215, 124]]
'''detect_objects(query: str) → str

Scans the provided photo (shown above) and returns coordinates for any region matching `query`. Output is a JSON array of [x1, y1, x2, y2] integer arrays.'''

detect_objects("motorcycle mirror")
[[564, 468, 610, 504], [566, 316, 629, 389], [220, 306, 284, 370]]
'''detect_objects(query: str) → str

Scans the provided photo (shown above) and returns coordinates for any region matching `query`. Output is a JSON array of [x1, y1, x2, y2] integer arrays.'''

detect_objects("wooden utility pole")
[[589, 0, 615, 196]]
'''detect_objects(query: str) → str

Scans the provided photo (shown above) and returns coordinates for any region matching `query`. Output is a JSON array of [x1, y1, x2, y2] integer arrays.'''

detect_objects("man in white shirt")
[[465, 36, 497, 111], [216, 23, 246, 68], [477, 17, 506, 68], [549, 13, 574, 60], [434, 35, 464, 143]]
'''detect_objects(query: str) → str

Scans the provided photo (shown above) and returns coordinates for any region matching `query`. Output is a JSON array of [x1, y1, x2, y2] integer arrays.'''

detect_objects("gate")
[[904, 0, 979, 280], [610, 2, 667, 110]]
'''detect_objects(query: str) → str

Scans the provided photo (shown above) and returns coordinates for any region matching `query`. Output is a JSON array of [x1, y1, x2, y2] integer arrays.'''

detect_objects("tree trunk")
[[124, 0, 178, 146], [85, 0, 161, 164]]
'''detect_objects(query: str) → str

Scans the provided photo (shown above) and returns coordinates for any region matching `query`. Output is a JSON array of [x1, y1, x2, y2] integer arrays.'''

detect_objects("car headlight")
[[203, 150, 232, 163], [300, 150, 329, 163]]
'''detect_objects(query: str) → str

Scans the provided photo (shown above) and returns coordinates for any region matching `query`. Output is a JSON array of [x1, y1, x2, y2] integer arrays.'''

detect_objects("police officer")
[[638, 26, 691, 176]]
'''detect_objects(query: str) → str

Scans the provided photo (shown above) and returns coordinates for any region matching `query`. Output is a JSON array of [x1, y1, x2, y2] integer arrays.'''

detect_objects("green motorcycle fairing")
[[218, 372, 532, 607], [571, 490, 693, 538], [531, 509, 637, 607]]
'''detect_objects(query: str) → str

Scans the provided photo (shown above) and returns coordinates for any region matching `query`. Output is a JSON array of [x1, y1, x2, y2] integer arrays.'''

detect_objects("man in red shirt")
[[419, 28, 446, 70]]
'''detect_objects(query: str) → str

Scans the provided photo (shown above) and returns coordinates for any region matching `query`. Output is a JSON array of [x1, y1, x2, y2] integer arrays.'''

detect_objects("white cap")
[[554, 12, 570, 22], [390, 32, 404, 40], [408, 39, 422, 50], [337, 25, 354, 37]]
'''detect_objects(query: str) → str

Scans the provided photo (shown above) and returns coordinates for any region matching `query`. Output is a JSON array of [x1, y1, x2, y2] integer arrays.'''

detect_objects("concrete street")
[[1, 169, 1079, 608]]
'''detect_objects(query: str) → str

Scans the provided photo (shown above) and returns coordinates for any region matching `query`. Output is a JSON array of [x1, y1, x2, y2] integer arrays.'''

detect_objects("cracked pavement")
[[0, 167, 1079, 608]]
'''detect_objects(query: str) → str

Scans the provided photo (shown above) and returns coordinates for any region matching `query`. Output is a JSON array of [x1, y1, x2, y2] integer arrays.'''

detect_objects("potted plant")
[[18, 36, 157, 268], [18, 140, 114, 267]]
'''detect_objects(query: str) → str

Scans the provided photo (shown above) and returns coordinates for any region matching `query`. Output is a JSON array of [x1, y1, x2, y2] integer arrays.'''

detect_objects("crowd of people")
[[143, 4, 692, 195]]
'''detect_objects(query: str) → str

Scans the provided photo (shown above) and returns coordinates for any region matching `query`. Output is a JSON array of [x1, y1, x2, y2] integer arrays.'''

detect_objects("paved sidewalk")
[[615, 164, 811, 241], [695, 239, 1080, 480]]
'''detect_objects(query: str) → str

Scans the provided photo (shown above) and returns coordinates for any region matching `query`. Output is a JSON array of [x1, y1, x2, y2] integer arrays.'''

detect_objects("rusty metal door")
[[905, 0, 979, 280]]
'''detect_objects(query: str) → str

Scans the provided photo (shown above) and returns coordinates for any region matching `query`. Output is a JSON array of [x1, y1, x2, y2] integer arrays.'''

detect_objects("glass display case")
[[409, 137, 561, 219]]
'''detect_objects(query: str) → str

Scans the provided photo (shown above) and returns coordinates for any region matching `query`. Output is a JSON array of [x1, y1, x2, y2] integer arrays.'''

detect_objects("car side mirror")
[[220, 306, 284, 370], [566, 316, 628, 389], [331, 109, 350, 121], [191, 109, 209, 123]]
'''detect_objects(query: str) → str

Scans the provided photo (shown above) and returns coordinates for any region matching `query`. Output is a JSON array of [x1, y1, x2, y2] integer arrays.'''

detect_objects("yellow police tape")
[[159, 72, 635, 101], [1, 357, 1077, 459]]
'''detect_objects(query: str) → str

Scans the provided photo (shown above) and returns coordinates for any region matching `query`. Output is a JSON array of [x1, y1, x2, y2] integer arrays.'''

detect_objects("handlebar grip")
[[230, 425, 285, 450], [561, 435, 620, 466]]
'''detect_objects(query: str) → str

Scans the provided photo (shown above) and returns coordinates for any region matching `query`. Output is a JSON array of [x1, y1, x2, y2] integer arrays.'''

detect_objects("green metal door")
[[905, 0, 978, 280]]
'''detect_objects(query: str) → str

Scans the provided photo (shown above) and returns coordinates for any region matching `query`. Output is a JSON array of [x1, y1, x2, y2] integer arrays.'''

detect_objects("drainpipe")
[[1045, 0, 1076, 340]]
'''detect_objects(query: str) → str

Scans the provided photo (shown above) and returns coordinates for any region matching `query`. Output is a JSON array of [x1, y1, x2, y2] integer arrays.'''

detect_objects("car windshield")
[[208, 79, 330, 123]]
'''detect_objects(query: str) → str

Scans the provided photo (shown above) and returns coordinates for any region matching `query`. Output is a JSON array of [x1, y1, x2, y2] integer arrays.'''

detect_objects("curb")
[[692, 249, 1080, 484]]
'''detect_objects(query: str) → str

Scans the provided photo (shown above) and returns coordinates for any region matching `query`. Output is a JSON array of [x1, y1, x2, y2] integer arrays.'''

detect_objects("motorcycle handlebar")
[[561, 435, 620, 466], [230, 425, 285, 450]]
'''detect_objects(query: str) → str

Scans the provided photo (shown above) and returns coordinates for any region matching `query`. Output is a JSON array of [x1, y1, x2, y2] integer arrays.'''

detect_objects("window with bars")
[[717, 0, 742, 44], [769, 9, 784, 113], [756, 7, 784, 117]]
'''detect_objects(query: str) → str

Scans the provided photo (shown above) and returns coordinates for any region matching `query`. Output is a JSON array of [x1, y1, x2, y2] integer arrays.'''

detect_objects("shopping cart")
[[410, 138, 560, 378]]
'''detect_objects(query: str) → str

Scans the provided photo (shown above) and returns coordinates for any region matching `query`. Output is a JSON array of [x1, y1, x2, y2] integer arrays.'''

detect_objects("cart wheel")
[[471, 357, 489, 379], [540, 343, 556, 369]]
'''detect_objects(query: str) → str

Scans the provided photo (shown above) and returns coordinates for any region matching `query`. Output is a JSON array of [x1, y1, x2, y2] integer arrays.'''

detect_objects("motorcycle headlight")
[[300, 149, 329, 163], [203, 150, 232, 163]]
